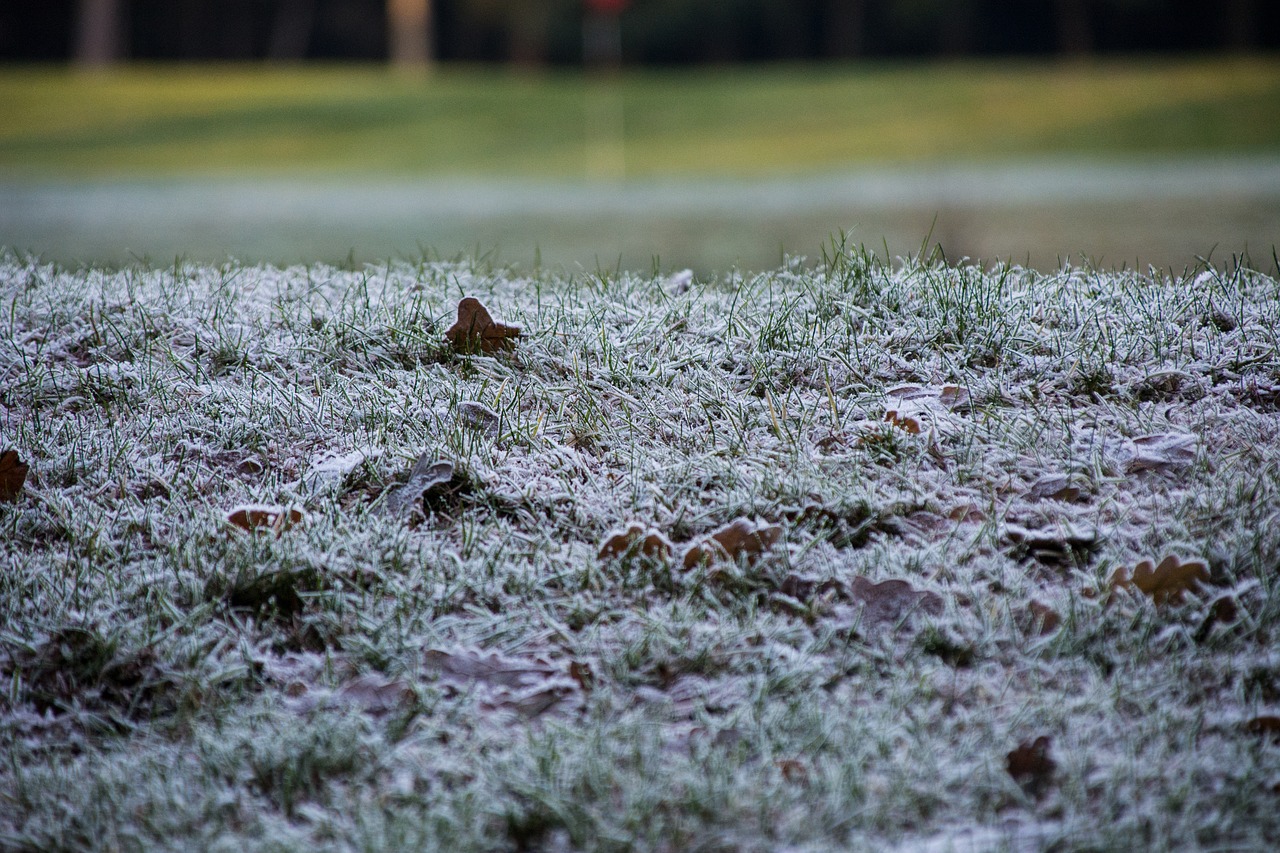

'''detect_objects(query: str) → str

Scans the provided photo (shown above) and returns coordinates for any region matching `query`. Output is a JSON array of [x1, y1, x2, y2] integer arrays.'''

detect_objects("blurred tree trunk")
[[1054, 0, 1092, 55], [388, 0, 434, 66], [823, 0, 867, 58], [1222, 0, 1256, 52], [74, 0, 125, 66], [269, 0, 316, 61]]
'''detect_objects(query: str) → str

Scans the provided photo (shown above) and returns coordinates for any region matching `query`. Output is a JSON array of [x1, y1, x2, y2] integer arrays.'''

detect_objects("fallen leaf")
[[226, 504, 304, 534], [598, 523, 674, 561], [1195, 590, 1249, 643], [948, 502, 985, 523], [1025, 473, 1086, 502], [775, 759, 810, 786], [335, 674, 416, 714], [423, 647, 581, 719], [683, 517, 782, 569], [1021, 600, 1062, 636], [1110, 554, 1208, 605], [1243, 716, 1280, 739], [847, 576, 943, 629], [883, 408, 922, 434], [1126, 433, 1198, 473], [444, 297, 521, 354], [382, 454, 454, 519], [938, 384, 971, 410], [0, 449, 28, 502], [458, 401, 501, 437], [885, 383, 971, 411], [1006, 736, 1056, 798]]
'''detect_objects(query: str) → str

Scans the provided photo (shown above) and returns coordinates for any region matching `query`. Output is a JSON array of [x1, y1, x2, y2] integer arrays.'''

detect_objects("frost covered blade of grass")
[[2, 248, 1279, 851]]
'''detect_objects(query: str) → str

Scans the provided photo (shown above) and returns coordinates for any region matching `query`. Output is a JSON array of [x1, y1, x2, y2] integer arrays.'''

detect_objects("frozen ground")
[[1, 248, 1279, 850], [3, 156, 1279, 274]]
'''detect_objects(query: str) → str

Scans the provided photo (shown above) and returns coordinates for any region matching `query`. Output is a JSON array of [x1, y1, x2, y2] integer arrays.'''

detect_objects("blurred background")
[[1, 0, 1277, 273]]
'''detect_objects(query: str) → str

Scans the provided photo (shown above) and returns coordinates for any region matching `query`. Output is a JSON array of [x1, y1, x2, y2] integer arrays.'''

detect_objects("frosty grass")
[[2, 246, 1279, 851]]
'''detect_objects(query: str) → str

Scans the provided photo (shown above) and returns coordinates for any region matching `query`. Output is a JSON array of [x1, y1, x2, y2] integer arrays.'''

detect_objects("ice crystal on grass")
[[2, 249, 1279, 850]]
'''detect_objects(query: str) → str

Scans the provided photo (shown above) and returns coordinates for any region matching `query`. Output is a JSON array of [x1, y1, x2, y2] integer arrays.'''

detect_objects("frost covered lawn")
[[2, 248, 1279, 851]]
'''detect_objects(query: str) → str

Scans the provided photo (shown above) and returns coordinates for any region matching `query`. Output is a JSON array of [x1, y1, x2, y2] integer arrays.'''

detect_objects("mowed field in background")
[[2, 58, 1279, 271]]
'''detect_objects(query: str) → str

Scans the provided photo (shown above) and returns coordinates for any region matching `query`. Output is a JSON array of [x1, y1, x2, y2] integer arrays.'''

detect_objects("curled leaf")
[[445, 297, 521, 354], [382, 454, 454, 520], [226, 504, 304, 535], [1110, 554, 1208, 605], [683, 517, 782, 569], [0, 449, 28, 502], [598, 523, 674, 561]]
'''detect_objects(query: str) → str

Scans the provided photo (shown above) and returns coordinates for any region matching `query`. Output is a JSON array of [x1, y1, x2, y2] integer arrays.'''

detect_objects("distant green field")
[[2, 57, 1279, 179]]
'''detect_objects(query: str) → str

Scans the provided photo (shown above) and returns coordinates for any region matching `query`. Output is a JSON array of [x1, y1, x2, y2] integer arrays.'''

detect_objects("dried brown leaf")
[[847, 577, 943, 628], [1022, 600, 1062, 636], [682, 517, 782, 569], [226, 504, 304, 535], [1110, 554, 1208, 605], [883, 408, 922, 434], [1243, 716, 1280, 739], [0, 449, 28, 502], [598, 523, 674, 561], [774, 759, 810, 786], [444, 297, 521, 354], [1006, 736, 1056, 798]]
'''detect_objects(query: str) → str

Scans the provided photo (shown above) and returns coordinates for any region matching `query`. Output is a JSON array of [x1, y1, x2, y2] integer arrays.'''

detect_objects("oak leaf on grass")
[[0, 449, 28, 502], [445, 297, 521, 354], [1109, 554, 1208, 605]]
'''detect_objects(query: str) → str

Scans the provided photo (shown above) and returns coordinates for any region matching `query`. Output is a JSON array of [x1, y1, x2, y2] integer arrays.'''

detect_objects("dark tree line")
[[1, 0, 1273, 66]]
